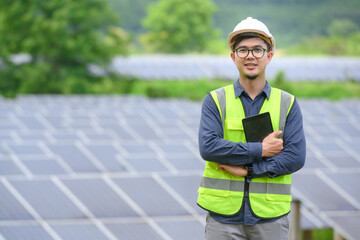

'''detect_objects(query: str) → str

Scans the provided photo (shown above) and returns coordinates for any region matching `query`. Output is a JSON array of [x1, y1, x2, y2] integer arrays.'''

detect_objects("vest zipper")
[[244, 176, 250, 197]]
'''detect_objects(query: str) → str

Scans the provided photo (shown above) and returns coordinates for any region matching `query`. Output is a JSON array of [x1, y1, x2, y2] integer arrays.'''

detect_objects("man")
[[197, 17, 306, 240]]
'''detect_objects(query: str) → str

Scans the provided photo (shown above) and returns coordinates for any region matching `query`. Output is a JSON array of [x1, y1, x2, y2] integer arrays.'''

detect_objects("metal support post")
[[291, 199, 301, 240]]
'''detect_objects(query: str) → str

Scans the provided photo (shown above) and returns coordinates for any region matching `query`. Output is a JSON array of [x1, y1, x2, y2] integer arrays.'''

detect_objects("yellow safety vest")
[[197, 84, 295, 218]]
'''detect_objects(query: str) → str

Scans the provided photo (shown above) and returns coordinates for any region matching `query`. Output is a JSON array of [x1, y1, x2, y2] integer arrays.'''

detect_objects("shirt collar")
[[233, 79, 271, 100]]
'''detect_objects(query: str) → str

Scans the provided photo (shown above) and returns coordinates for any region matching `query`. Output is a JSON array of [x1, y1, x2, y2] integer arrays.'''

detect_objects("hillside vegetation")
[[109, 0, 360, 50]]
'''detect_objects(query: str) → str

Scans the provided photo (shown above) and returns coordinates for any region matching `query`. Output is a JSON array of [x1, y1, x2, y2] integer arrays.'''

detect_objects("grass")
[[100, 76, 360, 101]]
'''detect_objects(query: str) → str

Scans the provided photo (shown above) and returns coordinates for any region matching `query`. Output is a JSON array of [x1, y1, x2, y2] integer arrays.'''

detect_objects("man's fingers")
[[270, 130, 282, 138]]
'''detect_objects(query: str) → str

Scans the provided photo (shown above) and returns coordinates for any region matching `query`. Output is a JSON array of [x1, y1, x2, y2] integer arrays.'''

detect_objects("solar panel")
[[51, 223, 108, 240], [0, 95, 359, 240], [293, 173, 357, 211], [9, 180, 86, 219], [109, 56, 360, 81], [0, 161, 23, 176], [125, 156, 168, 172], [105, 222, 163, 240], [0, 225, 52, 240], [0, 183, 33, 221], [329, 214, 360, 240], [47, 145, 100, 173], [62, 178, 139, 218], [86, 145, 125, 172], [114, 176, 191, 217], [156, 219, 205, 240], [22, 160, 67, 175]]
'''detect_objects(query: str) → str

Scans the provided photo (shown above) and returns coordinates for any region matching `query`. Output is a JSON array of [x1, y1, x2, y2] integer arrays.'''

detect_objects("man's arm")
[[218, 130, 284, 177], [253, 99, 306, 178], [198, 93, 262, 165]]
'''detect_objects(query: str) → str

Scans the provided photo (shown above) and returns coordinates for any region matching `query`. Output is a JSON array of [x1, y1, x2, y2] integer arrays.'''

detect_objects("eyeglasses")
[[234, 47, 267, 59]]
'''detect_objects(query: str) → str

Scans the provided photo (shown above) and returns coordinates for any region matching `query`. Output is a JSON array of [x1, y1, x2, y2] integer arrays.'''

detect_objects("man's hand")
[[218, 164, 247, 177], [262, 131, 283, 157]]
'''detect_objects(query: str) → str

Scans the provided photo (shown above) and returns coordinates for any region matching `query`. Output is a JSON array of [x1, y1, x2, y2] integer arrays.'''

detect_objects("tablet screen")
[[242, 112, 273, 142]]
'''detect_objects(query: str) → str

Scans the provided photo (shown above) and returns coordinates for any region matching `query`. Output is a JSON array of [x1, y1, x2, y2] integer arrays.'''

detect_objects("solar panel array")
[[110, 55, 360, 81], [0, 95, 359, 240]]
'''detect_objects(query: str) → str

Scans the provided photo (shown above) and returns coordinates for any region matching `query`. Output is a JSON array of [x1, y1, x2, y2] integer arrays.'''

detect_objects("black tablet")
[[242, 112, 273, 142]]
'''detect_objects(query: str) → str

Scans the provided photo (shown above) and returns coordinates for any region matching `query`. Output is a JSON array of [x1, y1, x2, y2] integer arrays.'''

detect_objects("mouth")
[[244, 63, 257, 70]]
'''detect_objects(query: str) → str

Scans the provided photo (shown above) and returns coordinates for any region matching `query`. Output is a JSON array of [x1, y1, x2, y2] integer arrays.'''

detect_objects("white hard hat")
[[228, 17, 275, 53]]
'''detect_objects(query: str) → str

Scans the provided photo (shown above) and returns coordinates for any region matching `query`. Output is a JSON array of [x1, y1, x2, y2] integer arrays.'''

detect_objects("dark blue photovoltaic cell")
[[43, 116, 64, 129], [302, 154, 328, 169], [81, 132, 115, 141], [322, 152, 360, 168], [105, 125, 135, 140], [49, 132, 79, 141], [105, 222, 163, 240], [10, 180, 85, 219], [325, 173, 360, 201], [0, 225, 52, 240], [330, 215, 360, 240], [113, 177, 191, 216], [292, 174, 357, 211], [22, 160, 67, 175], [347, 141, 360, 155], [165, 154, 204, 171], [0, 184, 33, 221], [156, 220, 204, 240], [62, 179, 139, 218], [162, 175, 206, 214], [86, 145, 126, 172], [0, 161, 23, 176], [47, 145, 99, 173], [121, 143, 155, 154], [51, 223, 107, 240], [17, 116, 46, 130], [161, 128, 190, 140], [7, 144, 45, 155], [156, 143, 193, 154], [126, 156, 168, 172], [127, 121, 161, 140]]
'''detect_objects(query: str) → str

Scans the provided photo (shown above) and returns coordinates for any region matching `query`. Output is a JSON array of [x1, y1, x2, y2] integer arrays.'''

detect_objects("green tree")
[[287, 18, 360, 56], [0, 0, 128, 97], [140, 0, 219, 53], [327, 19, 359, 37]]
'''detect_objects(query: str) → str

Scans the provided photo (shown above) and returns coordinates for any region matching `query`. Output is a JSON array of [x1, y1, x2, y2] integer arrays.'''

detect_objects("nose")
[[246, 50, 256, 59]]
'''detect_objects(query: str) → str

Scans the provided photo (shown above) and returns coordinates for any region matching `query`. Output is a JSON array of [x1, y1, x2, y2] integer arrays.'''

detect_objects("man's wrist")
[[246, 164, 254, 177]]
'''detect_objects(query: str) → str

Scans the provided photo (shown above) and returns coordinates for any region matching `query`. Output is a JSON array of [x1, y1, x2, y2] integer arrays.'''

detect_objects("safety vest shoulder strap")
[[211, 86, 294, 139]]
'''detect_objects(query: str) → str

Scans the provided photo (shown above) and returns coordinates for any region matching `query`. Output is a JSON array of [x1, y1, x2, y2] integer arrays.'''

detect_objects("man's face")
[[231, 37, 273, 81]]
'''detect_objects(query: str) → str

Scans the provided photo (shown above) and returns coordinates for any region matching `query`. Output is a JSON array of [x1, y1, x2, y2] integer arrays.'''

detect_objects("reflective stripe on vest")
[[198, 84, 295, 217], [200, 176, 291, 195]]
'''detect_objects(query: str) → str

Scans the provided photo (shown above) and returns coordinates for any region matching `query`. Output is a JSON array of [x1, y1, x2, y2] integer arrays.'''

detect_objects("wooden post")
[[333, 230, 344, 240], [303, 230, 312, 240], [291, 199, 301, 240]]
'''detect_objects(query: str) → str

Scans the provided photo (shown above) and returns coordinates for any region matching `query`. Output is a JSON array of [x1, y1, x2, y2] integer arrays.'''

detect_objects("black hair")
[[232, 34, 271, 52]]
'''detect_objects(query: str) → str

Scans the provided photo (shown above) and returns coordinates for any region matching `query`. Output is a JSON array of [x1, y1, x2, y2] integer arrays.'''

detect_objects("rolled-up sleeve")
[[198, 93, 262, 165], [253, 99, 306, 178]]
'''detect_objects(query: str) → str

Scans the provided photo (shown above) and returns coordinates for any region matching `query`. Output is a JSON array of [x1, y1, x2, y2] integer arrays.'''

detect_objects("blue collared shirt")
[[198, 80, 306, 225]]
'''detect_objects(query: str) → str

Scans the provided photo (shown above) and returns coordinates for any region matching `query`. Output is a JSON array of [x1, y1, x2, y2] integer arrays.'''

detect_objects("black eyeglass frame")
[[234, 47, 267, 59]]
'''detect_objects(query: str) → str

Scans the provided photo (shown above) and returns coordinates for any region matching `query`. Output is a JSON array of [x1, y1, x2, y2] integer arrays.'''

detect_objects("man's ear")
[[230, 51, 236, 62], [267, 51, 274, 63]]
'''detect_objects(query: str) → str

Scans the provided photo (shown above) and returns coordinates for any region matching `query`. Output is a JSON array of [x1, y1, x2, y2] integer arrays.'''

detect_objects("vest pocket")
[[225, 119, 244, 130], [225, 119, 244, 142]]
